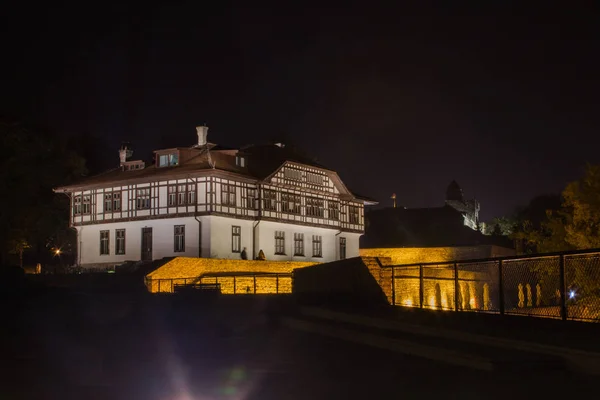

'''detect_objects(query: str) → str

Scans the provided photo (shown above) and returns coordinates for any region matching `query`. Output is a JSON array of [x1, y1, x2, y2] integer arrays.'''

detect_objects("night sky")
[[2, 3, 599, 221]]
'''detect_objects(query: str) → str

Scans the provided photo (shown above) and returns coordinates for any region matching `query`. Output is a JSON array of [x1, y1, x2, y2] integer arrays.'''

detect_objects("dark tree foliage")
[[0, 120, 86, 267]]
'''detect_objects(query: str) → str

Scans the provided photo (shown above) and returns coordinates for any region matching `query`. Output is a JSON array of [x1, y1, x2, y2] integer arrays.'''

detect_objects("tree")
[[562, 164, 600, 249], [0, 120, 86, 267]]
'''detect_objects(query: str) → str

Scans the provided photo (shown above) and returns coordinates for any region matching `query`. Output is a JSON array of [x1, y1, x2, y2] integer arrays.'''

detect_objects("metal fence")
[[387, 249, 600, 322], [145, 272, 293, 294]]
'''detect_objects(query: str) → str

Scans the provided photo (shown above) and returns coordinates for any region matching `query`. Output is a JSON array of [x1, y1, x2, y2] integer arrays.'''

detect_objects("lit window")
[[232, 226, 241, 253], [136, 188, 151, 210], [73, 195, 82, 215], [306, 197, 324, 217], [177, 184, 186, 205], [294, 233, 304, 256], [263, 189, 277, 211], [282, 193, 301, 214], [312, 235, 322, 257], [158, 153, 179, 167], [275, 231, 285, 255], [235, 155, 246, 167], [174, 225, 185, 252], [100, 230, 110, 255], [328, 201, 339, 220], [187, 184, 196, 204], [221, 184, 236, 206], [82, 195, 91, 214], [246, 188, 257, 209], [349, 206, 360, 224], [104, 191, 121, 213], [115, 229, 125, 255]]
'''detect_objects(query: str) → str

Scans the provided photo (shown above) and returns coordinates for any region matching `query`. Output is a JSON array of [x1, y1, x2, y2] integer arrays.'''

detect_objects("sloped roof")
[[361, 206, 510, 248]]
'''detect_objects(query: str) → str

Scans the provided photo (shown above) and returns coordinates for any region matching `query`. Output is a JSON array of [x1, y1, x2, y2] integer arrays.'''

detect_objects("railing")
[[145, 272, 293, 294], [385, 248, 600, 322]]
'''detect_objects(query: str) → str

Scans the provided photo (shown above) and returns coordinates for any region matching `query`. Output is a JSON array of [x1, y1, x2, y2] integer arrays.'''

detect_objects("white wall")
[[77, 216, 207, 266], [207, 215, 254, 259]]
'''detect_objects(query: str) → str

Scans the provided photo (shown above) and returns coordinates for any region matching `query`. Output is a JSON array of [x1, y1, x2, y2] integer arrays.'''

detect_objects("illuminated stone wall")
[[360, 245, 515, 265], [145, 257, 318, 293]]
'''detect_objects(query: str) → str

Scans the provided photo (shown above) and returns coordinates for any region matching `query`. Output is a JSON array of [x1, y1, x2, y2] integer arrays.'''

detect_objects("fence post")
[[559, 254, 567, 321], [276, 274, 279, 293], [419, 265, 424, 308], [454, 262, 460, 311], [253, 275, 257, 294], [158, 279, 161, 293], [233, 276, 237, 294], [391, 266, 396, 306], [498, 260, 505, 315]]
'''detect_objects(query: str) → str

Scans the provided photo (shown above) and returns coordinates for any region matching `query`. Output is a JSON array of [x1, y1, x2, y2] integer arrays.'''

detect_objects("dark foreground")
[[1, 286, 597, 400]]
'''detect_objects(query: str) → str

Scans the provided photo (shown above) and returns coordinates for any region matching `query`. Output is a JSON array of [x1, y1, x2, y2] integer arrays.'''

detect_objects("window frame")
[[174, 225, 185, 252], [339, 237, 347, 260], [246, 188, 257, 209], [275, 231, 286, 255], [221, 183, 236, 206], [281, 192, 301, 214], [115, 229, 126, 255], [294, 233, 304, 256], [312, 235, 322, 257], [349, 205, 360, 224], [232, 226, 241, 253], [263, 189, 277, 211], [136, 188, 151, 210], [328, 200, 340, 220], [100, 230, 110, 255], [306, 197, 324, 217]]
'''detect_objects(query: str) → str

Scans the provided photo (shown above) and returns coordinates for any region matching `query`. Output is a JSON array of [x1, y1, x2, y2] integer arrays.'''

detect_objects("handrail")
[[380, 247, 600, 269]]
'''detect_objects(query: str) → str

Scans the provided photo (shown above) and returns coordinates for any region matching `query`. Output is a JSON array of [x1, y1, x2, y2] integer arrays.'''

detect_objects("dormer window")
[[235, 155, 246, 168], [158, 153, 179, 167]]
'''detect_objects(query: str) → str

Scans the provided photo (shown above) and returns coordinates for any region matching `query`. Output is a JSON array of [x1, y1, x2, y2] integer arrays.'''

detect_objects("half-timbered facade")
[[54, 126, 377, 269]]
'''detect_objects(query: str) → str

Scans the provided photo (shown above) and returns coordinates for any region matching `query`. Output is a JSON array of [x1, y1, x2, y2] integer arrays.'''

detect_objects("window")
[[306, 197, 324, 217], [136, 188, 151, 209], [294, 233, 304, 256], [275, 231, 285, 255], [73, 195, 82, 215], [232, 226, 241, 253], [168, 185, 177, 206], [100, 230, 109, 255], [169, 184, 196, 206], [284, 168, 302, 181], [221, 183, 236, 206], [282, 192, 301, 214], [82, 195, 91, 214], [312, 235, 322, 257], [246, 188, 257, 209], [115, 229, 125, 255], [235, 155, 246, 167], [263, 189, 277, 211], [306, 172, 323, 185], [328, 201, 339, 220], [104, 191, 121, 212], [158, 153, 178, 167], [174, 225, 185, 252], [339, 237, 346, 260], [187, 184, 196, 204], [349, 206, 360, 224], [177, 184, 186, 205]]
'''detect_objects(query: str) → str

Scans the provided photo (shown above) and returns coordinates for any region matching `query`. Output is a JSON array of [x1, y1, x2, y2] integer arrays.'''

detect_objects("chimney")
[[119, 143, 133, 165], [196, 125, 209, 146]]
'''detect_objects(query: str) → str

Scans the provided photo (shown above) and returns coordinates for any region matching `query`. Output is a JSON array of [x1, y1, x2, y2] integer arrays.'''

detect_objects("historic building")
[[444, 180, 480, 230], [54, 126, 376, 269]]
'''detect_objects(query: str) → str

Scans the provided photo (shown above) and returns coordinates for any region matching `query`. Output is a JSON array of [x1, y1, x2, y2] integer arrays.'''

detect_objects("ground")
[[1, 280, 598, 399]]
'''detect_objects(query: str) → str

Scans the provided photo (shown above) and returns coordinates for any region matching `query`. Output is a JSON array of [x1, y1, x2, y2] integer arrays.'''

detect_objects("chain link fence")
[[388, 249, 600, 323]]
